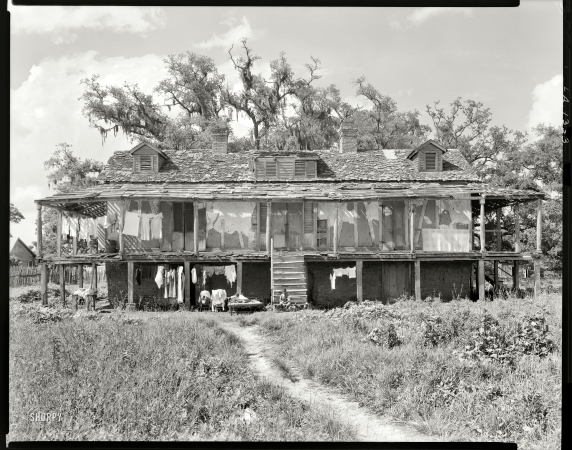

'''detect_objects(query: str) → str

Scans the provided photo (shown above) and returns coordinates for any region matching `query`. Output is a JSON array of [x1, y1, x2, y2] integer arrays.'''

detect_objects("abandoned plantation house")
[[34, 121, 545, 309]]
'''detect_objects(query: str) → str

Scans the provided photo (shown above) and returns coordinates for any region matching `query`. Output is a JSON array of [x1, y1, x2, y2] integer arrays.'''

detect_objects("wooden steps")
[[272, 255, 307, 304]]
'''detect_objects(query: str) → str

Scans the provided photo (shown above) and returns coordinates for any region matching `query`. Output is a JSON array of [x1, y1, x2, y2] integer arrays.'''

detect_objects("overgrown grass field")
[[9, 293, 356, 441], [251, 292, 561, 449]]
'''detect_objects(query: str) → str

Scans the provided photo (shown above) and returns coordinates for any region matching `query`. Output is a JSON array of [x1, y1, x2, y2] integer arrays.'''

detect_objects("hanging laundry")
[[211, 289, 227, 311], [140, 213, 152, 240], [347, 267, 356, 279], [123, 211, 141, 237], [330, 273, 336, 289], [150, 213, 163, 240], [98, 216, 108, 228], [155, 266, 164, 288], [202, 269, 206, 287], [204, 266, 216, 277], [177, 266, 185, 304], [168, 269, 177, 298], [224, 265, 236, 286], [78, 218, 89, 240], [164, 266, 170, 298], [214, 266, 225, 276], [136, 267, 141, 285], [191, 267, 197, 284]]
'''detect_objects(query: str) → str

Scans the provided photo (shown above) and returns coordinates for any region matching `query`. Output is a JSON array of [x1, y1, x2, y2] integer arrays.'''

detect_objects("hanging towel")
[[214, 266, 225, 276], [191, 267, 197, 284], [155, 266, 164, 288], [224, 265, 236, 286], [330, 273, 336, 289], [150, 213, 163, 240], [347, 267, 356, 279], [140, 213, 152, 240], [123, 211, 141, 237], [164, 266, 170, 298], [177, 266, 185, 304], [136, 267, 141, 285], [78, 218, 89, 240], [169, 269, 177, 298], [204, 266, 216, 278]]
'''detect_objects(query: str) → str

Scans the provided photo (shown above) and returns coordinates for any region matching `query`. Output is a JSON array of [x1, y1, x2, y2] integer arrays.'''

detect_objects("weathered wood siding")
[[381, 262, 412, 301]]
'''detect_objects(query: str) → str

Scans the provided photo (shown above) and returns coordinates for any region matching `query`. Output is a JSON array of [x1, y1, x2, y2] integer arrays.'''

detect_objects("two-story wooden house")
[[34, 121, 545, 308]]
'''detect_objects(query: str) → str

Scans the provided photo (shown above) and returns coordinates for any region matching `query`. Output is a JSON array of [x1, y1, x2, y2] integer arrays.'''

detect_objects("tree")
[[353, 77, 430, 149], [225, 39, 320, 150], [40, 143, 105, 256], [80, 52, 229, 150], [9, 203, 24, 237]]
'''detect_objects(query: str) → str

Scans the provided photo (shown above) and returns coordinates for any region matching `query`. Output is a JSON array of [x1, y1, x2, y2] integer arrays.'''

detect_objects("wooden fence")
[[9, 265, 106, 287]]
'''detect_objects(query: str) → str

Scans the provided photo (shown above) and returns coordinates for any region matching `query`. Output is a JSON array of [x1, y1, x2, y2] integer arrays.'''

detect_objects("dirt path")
[[219, 321, 434, 442]]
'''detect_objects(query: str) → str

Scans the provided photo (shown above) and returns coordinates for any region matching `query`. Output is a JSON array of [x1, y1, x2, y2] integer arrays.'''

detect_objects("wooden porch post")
[[127, 262, 135, 310], [78, 264, 84, 288], [513, 261, 520, 292], [40, 263, 48, 305], [184, 261, 191, 308], [194, 202, 199, 254], [478, 259, 485, 301], [534, 259, 541, 299], [353, 202, 359, 247], [494, 207, 501, 292], [266, 202, 272, 254], [479, 197, 486, 253], [333, 203, 339, 255], [256, 202, 261, 251], [73, 216, 78, 256], [36, 204, 42, 259], [514, 203, 521, 253], [414, 260, 421, 301], [59, 265, 66, 306], [57, 210, 62, 257], [356, 260, 363, 303], [410, 203, 415, 253], [118, 200, 125, 254], [536, 199, 542, 252], [378, 201, 384, 250], [236, 261, 243, 296], [92, 263, 98, 310]]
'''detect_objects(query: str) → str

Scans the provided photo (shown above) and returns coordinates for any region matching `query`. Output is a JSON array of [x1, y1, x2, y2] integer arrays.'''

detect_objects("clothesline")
[[191, 264, 236, 288]]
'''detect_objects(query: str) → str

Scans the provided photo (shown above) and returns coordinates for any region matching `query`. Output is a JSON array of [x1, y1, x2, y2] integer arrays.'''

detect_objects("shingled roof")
[[97, 148, 480, 184]]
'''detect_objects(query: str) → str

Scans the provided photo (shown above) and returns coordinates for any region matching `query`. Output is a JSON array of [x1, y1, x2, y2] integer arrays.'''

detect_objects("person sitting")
[[277, 289, 291, 310]]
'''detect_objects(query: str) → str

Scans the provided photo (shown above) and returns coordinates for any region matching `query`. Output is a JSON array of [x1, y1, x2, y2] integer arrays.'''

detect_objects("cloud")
[[9, 5, 166, 44], [527, 74, 563, 131], [195, 16, 254, 50], [407, 7, 473, 25], [10, 51, 168, 243]]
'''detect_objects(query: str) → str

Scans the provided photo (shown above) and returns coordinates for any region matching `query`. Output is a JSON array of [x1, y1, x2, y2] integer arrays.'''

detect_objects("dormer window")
[[406, 140, 446, 172], [255, 157, 318, 180], [134, 155, 159, 172], [129, 142, 166, 174]]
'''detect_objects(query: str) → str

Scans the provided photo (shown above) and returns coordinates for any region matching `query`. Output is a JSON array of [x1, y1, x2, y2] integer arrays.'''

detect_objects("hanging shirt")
[[155, 266, 164, 288], [177, 266, 185, 304], [123, 211, 141, 237], [224, 265, 236, 286], [191, 267, 197, 284], [140, 214, 152, 240], [150, 213, 163, 240]]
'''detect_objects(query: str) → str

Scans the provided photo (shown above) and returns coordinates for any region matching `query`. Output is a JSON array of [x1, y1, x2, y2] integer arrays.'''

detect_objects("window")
[[255, 157, 318, 179], [425, 152, 436, 171], [133, 155, 159, 172]]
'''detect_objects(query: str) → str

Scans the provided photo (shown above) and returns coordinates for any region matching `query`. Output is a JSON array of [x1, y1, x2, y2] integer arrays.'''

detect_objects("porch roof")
[[35, 181, 546, 218]]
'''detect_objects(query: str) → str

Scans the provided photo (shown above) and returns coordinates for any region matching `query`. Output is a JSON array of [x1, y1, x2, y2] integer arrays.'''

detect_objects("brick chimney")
[[211, 123, 229, 154], [339, 118, 358, 153]]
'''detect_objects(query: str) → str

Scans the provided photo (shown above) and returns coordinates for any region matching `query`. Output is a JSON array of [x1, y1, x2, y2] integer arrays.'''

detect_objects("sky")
[[9, 2, 563, 246]]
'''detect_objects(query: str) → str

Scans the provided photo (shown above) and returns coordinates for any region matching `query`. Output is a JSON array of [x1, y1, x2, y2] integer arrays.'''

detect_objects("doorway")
[[272, 202, 303, 250]]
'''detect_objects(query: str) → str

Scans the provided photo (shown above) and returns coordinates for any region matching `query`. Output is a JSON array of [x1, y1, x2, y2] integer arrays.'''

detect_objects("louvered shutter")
[[295, 160, 306, 177], [260, 202, 267, 232], [277, 159, 294, 178], [436, 151, 442, 171], [418, 152, 426, 171], [152, 155, 158, 172], [255, 160, 265, 178], [425, 152, 436, 171], [133, 155, 141, 172], [304, 202, 314, 233], [265, 161, 277, 178], [306, 161, 317, 178], [140, 155, 152, 171]]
